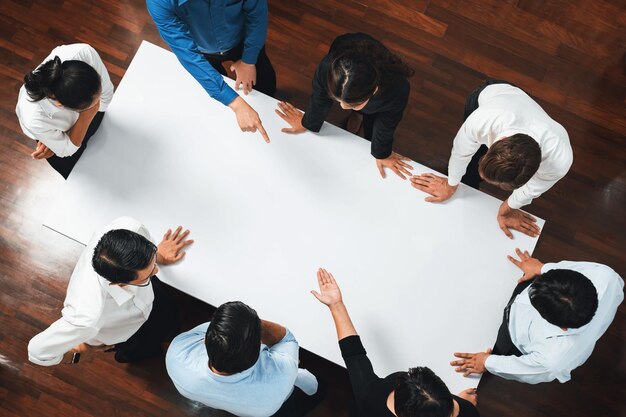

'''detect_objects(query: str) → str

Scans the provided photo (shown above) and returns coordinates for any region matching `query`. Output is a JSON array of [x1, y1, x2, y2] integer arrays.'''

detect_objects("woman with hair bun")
[[16, 44, 114, 179], [275, 33, 415, 180]]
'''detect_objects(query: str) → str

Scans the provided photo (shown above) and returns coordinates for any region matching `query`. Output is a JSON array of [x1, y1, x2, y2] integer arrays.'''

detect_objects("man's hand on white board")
[[410, 173, 457, 202], [228, 96, 270, 143], [157, 226, 194, 265], [497, 201, 540, 239], [450, 348, 492, 377], [507, 248, 544, 283]]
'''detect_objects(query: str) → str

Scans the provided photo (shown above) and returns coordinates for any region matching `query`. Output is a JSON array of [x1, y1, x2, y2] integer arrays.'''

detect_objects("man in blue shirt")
[[166, 301, 323, 416], [146, 0, 276, 143]]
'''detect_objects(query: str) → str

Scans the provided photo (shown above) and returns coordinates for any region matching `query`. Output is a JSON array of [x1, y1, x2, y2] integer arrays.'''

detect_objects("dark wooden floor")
[[1, 0, 625, 416]]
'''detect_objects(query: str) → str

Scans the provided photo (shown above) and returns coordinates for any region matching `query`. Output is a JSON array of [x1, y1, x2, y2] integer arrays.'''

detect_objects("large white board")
[[44, 41, 544, 394]]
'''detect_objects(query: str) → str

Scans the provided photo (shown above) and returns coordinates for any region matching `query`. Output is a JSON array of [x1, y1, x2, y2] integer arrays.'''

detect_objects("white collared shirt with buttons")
[[447, 84, 574, 209], [15, 43, 114, 157], [28, 217, 155, 366], [485, 261, 624, 384]]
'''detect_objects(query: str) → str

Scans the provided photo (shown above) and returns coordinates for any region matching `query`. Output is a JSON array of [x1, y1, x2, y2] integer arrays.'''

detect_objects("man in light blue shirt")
[[146, 0, 275, 143], [166, 301, 322, 416]]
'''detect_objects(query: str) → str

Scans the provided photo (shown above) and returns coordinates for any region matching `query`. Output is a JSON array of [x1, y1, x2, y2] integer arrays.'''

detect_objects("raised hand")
[[311, 268, 343, 307]]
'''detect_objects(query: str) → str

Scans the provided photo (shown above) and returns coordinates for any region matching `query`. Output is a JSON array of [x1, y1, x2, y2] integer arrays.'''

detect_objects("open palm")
[[311, 268, 343, 306]]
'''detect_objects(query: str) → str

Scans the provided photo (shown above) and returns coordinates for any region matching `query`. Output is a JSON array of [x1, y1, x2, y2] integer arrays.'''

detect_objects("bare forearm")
[[261, 320, 286, 346], [68, 110, 98, 147], [329, 302, 358, 341]]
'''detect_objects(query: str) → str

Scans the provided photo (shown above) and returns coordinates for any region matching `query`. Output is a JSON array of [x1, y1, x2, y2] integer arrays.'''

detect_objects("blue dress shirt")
[[146, 0, 269, 106], [166, 322, 300, 417]]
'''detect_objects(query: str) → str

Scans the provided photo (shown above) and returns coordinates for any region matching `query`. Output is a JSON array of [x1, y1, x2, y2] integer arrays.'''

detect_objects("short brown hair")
[[478, 134, 541, 190]]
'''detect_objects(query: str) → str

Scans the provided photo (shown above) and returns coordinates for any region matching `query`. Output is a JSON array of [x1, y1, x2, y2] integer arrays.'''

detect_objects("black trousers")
[[271, 381, 327, 417], [492, 279, 533, 356], [112, 277, 181, 363], [47, 111, 105, 180], [203, 42, 276, 98], [459, 79, 513, 189]]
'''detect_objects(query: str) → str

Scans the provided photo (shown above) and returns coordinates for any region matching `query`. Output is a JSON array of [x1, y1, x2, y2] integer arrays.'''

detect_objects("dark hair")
[[206, 301, 262, 374], [394, 367, 454, 417], [24, 56, 101, 110], [92, 229, 157, 284], [529, 269, 598, 329], [478, 134, 541, 190], [327, 42, 414, 105]]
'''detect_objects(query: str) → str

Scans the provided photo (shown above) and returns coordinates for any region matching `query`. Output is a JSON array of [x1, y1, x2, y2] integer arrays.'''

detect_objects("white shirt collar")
[[38, 98, 64, 118]]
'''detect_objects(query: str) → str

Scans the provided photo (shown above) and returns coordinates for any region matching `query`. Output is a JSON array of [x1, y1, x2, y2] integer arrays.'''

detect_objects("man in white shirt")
[[28, 217, 193, 365], [410, 81, 573, 239], [450, 248, 624, 384], [16, 43, 115, 178]]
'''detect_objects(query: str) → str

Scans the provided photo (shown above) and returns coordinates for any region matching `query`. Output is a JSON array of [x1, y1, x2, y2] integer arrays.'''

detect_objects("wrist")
[[228, 96, 246, 112]]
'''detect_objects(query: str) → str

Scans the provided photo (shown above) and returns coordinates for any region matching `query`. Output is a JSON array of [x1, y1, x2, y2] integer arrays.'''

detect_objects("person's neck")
[[452, 399, 460, 417], [209, 364, 231, 376], [386, 391, 396, 415]]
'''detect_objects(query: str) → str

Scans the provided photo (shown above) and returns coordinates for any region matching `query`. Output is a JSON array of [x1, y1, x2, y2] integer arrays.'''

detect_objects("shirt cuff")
[[484, 353, 500, 374], [28, 353, 63, 366], [241, 47, 262, 65], [338, 335, 366, 359], [447, 175, 462, 187], [218, 87, 240, 107], [506, 194, 524, 210]]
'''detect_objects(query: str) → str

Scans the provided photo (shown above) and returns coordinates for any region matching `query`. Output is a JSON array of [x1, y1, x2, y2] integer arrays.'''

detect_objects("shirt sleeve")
[[338, 335, 380, 399], [370, 81, 409, 159], [447, 113, 484, 186], [301, 59, 334, 133], [507, 148, 573, 209], [484, 352, 561, 384], [74, 44, 114, 111], [28, 316, 99, 366], [29, 119, 81, 157], [241, 0, 268, 65], [146, 0, 238, 106], [267, 328, 299, 363]]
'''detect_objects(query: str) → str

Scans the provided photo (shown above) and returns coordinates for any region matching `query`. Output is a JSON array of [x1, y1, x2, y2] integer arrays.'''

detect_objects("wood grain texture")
[[1, 0, 624, 416]]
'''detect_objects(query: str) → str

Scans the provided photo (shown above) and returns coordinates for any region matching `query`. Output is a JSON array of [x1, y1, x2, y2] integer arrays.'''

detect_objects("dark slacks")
[[112, 277, 181, 363], [203, 43, 276, 98], [492, 279, 533, 356], [47, 111, 105, 179], [459, 79, 513, 189], [271, 381, 327, 417]]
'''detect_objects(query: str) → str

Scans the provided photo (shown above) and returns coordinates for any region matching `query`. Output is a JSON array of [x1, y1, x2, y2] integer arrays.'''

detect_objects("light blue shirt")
[[166, 322, 299, 417]]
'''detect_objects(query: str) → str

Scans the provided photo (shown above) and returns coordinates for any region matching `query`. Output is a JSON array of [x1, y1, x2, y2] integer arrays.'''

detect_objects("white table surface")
[[44, 41, 544, 394]]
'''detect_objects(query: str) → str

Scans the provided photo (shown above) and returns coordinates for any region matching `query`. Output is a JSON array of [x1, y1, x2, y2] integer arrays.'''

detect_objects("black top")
[[339, 335, 480, 417], [301, 33, 410, 159]]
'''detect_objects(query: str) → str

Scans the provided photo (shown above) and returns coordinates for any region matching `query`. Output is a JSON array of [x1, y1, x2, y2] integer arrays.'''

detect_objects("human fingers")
[[397, 164, 413, 178], [391, 166, 407, 180], [454, 352, 473, 359], [274, 109, 288, 120], [311, 290, 323, 302], [163, 229, 172, 240], [500, 223, 514, 239], [171, 226, 183, 240], [507, 254, 522, 268], [377, 162, 386, 178], [175, 229, 190, 244], [425, 196, 445, 203], [257, 122, 270, 143]]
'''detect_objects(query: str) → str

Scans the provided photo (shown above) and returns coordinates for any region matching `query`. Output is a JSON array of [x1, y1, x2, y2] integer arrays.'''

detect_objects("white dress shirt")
[[28, 217, 155, 366], [485, 261, 624, 384], [15, 43, 114, 157], [447, 84, 573, 209]]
